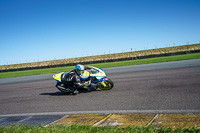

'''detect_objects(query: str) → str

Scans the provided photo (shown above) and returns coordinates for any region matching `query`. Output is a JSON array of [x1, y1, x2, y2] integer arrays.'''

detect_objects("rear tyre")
[[56, 82, 70, 94], [99, 78, 114, 90]]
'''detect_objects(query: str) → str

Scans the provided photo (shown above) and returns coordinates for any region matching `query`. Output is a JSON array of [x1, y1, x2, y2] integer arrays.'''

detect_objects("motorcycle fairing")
[[53, 72, 65, 82], [80, 71, 90, 81], [91, 76, 108, 83], [89, 66, 106, 77]]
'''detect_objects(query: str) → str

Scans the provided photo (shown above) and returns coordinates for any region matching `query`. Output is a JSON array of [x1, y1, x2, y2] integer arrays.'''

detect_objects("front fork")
[[101, 77, 108, 87], [101, 81, 107, 87]]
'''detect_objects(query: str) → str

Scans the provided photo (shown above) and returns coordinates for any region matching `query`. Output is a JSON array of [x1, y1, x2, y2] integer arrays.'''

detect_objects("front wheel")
[[99, 78, 114, 90]]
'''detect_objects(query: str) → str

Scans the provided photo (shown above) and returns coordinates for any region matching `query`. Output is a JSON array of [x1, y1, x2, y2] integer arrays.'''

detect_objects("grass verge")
[[0, 125, 199, 133], [0, 52, 200, 79], [1, 43, 200, 71]]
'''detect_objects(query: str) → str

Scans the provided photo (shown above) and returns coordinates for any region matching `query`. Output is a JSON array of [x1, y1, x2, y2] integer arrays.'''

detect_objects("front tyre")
[[99, 78, 114, 90]]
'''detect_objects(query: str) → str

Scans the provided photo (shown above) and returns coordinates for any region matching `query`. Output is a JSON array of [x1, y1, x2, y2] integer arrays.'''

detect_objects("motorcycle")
[[53, 66, 114, 94]]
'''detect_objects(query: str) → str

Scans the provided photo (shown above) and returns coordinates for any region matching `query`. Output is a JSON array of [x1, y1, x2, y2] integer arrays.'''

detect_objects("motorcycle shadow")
[[40, 91, 71, 96], [40, 88, 101, 96]]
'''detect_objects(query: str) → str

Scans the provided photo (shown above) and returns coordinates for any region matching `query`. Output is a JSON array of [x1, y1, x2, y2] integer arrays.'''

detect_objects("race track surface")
[[0, 59, 200, 115]]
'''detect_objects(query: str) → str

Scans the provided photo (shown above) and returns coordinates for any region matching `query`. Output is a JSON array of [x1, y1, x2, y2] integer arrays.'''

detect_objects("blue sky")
[[0, 0, 200, 65]]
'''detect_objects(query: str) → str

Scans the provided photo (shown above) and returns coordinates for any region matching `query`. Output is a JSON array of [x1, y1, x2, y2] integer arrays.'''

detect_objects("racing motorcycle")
[[53, 66, 114, 94]]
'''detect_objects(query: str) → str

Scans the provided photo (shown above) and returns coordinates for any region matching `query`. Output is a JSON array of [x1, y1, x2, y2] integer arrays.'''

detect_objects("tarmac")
[[1, 59, 200, 129]]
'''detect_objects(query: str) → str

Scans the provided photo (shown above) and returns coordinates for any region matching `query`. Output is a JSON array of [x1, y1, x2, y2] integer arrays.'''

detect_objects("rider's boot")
[[72, 90, 79, 95], [91, 83, 97, 89], [91, 82, 101, 90]]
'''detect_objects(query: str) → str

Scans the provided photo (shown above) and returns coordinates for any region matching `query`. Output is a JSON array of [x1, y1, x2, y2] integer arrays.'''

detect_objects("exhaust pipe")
[[57, 85, 72, 92]]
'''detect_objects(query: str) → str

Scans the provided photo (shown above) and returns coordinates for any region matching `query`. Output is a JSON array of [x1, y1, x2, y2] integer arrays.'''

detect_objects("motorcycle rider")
[[56, 64, 91, 94]]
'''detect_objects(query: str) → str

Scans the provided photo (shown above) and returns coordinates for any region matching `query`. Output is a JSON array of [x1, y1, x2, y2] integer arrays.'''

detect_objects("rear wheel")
[[56, 82, 70, 93], [99, 78, 114, 90]]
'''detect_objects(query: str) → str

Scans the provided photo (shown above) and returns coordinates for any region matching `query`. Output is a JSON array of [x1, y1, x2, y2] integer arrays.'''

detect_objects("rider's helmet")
[[75, 64, 84, 75]]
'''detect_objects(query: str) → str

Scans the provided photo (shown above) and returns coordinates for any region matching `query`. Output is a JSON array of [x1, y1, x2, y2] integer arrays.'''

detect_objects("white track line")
[[1, 110, 200, 117]]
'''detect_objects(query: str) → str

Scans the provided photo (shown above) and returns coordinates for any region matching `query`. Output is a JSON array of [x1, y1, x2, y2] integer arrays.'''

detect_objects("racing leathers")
[[56, 66, 92, 94], [67, 69, 91, 88]]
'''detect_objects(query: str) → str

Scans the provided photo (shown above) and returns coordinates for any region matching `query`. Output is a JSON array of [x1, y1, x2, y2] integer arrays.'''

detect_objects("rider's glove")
[[84, 80, 91, 86], [86, 80, 91, 85]]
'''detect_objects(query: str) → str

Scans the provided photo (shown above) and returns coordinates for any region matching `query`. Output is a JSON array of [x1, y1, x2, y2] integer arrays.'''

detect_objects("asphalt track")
[[0, 59, 200, 126]]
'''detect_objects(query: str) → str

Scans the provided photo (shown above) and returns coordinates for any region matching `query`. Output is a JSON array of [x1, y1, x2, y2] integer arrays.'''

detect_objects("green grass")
[[0, 125, 199, 133], [0, 52, 200, 79]]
